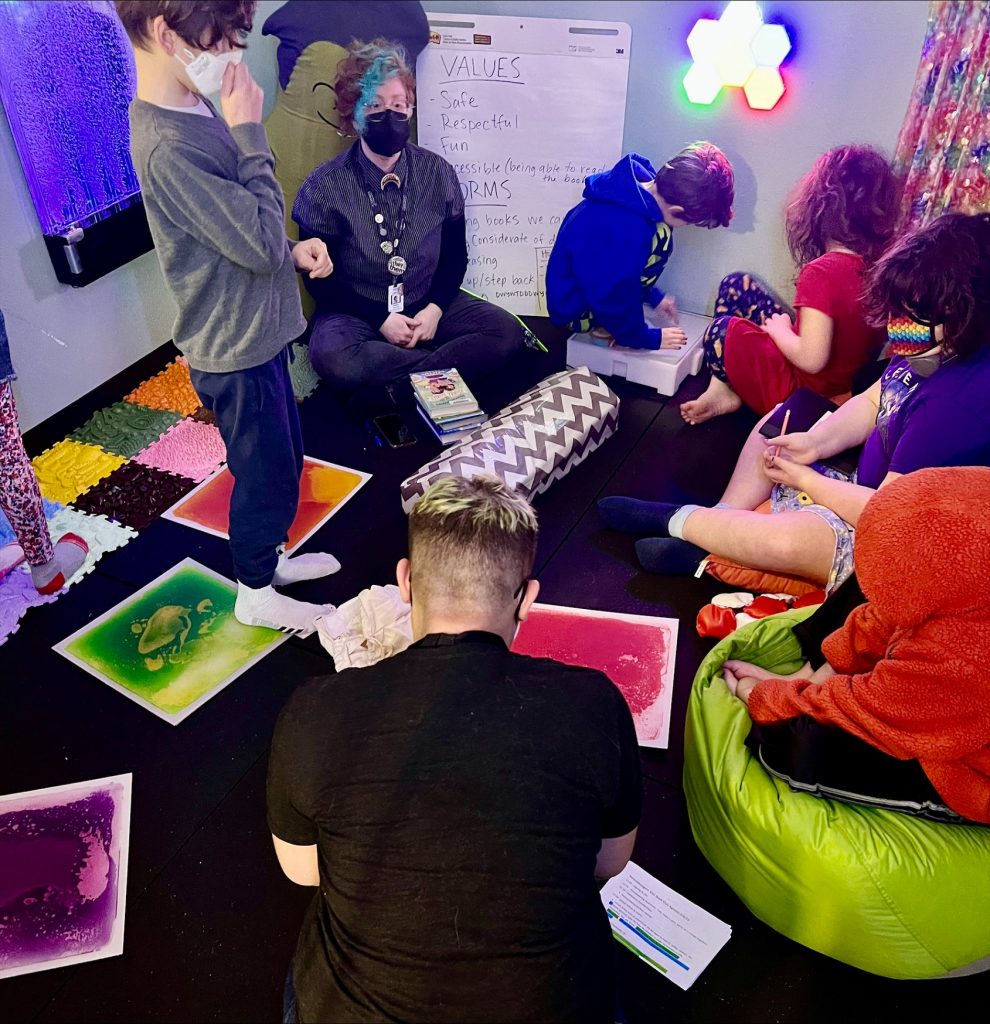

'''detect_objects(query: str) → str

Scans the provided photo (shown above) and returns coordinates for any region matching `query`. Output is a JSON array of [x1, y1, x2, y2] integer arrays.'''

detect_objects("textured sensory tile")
[[125, 357, 202, 416], [289, 342, 321, 401], [46, 506, 138, 585], [133, 419, 226, 483], [70, 402, 181, 459], [189, 406, 217, 426], [0, 568, 58, 645], [72, 462, 195, 531], [32, 440, 126, 504]]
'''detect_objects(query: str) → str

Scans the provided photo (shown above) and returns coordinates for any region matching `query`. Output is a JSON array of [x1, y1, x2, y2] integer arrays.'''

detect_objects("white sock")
[[272, 550, 341, 586], [668, 504, 702, 539], [234, 582, 335, 636]]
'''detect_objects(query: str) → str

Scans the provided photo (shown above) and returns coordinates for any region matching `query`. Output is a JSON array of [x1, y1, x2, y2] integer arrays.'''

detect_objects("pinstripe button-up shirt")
[[294, 142, 467, 324]]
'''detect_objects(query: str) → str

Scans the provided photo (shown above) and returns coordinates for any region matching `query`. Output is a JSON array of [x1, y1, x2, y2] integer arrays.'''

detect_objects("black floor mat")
[[3, 328, 987, 1021]]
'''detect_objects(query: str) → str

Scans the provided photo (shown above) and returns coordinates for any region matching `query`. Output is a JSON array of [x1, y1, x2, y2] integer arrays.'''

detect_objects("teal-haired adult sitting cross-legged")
[[293, 40, 523, 397]]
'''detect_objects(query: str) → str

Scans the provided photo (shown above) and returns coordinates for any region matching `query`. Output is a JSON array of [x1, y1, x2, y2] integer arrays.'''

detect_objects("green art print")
[[54, 560, 287, 724]]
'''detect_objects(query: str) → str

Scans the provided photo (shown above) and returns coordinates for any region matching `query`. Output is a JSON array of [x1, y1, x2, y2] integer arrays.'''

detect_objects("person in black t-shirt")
[[267, 474, 642, 1023]]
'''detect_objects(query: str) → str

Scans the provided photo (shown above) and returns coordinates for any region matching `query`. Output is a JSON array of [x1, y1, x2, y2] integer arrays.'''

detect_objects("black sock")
[[635, 537, 708, 574]]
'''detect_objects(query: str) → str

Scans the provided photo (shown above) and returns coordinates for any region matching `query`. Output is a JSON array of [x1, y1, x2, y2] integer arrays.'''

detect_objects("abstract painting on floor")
[[0, 774, 132, 980], [513, 604, 679, 747], [53, 559, 287, 725], [161, 457, 370, 551]]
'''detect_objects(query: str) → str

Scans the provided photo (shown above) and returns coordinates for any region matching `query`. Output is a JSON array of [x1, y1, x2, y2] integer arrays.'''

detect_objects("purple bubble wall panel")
[[0, 0, 139, 236], [0, 774, 131, 979]]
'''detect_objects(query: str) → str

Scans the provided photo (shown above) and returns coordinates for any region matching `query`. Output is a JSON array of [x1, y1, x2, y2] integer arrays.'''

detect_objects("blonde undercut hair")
[[408, 475, 538, 611]]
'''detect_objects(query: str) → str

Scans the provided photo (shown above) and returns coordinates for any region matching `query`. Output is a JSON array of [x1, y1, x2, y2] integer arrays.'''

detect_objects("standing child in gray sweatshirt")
[[116, 1, 338, 634]]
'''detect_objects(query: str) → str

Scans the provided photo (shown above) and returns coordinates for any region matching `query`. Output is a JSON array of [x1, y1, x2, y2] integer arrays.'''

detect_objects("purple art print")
[[0, 774, 131, 979]]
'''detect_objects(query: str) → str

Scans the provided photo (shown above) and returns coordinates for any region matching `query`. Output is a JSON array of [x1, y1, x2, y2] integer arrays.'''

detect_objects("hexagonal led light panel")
[[683, 1, 792, 111], [743, 66, 786, 110], [683, 61, 723, 105]]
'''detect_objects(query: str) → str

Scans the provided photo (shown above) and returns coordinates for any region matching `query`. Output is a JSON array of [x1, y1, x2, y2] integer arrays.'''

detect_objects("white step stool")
[[565, 308, 712, 397]]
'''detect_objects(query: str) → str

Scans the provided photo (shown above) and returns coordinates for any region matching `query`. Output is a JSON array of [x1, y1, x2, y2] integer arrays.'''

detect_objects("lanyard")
[[366, 188, 408, 279]]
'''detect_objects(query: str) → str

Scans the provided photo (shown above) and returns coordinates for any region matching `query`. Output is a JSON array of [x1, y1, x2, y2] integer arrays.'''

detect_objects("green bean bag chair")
[[683, 607, 990, 979]]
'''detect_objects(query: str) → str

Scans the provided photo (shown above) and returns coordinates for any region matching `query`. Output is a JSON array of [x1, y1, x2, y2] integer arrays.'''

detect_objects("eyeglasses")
[[364, 102, 414, 122]]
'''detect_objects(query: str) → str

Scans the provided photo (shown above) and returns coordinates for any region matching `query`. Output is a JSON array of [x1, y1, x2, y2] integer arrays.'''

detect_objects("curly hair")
[[865, 211, 990, 362], [333, 39, 416, 135], [785, 145, 902, 267], [115, 1, 255, 51], [655, 142, 734, 228]]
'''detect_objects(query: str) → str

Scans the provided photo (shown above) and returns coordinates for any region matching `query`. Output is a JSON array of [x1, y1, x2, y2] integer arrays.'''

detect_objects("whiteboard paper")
[[418, 13, 631, 316]]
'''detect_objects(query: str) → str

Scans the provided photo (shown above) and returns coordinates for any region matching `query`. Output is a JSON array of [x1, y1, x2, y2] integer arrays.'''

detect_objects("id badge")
[[388, 283, 405, 313]]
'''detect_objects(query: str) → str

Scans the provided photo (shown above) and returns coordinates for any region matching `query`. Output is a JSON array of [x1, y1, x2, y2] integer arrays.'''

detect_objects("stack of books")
[[411, 369, 487, 445]]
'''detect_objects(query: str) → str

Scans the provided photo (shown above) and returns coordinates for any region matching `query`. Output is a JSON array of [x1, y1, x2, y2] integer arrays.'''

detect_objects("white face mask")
[[178, 46, 243, 95]]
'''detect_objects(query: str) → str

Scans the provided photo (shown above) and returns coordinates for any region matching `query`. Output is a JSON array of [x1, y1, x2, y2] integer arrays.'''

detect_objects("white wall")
[[426, 0, 930, 313], [0, 0, 928, 430]]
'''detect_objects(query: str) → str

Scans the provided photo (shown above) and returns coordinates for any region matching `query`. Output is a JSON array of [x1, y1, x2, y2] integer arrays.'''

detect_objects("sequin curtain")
[[893, 1, 990, 227]]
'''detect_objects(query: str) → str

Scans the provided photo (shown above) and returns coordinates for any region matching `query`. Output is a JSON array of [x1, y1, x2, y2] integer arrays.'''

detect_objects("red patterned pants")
[[0, 381, 53, 566]]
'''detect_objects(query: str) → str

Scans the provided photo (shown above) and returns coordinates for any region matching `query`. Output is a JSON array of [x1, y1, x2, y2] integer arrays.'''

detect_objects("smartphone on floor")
[[373, 413, 417, 448]]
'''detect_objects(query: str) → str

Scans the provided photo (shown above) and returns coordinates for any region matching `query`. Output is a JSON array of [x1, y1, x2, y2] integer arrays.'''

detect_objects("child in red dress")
[[681, 146, 901, 424]]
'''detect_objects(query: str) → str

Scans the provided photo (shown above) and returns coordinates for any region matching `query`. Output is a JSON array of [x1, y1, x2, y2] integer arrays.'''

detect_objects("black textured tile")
[[73, 462, 196, 531]]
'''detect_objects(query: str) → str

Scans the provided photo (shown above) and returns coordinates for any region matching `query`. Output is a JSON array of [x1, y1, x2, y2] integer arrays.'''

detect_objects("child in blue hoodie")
[[546, 143, 734, 350]]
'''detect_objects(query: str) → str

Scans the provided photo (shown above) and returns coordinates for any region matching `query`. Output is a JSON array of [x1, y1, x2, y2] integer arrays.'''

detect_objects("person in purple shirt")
[[595, 211, 990, 590]]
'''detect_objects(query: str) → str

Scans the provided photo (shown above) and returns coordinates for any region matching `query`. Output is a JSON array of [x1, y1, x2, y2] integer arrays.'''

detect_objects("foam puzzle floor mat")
[[288, 341, 321, 401], [0, 568, 60, 645], [3, 359, 217, 641], [32, 440, 127, 505], [73, 462, 197, 531], [0, 506, 136, 644], [133, 419, 226, 482], [5, 349, 339, 642], [46, 506, 139, 582], [125, 356, 204, 416], [69, 401, 183, 459]]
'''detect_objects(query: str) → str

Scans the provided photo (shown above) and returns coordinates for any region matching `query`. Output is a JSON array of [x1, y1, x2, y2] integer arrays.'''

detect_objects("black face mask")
[[361, 111, 410, 157]]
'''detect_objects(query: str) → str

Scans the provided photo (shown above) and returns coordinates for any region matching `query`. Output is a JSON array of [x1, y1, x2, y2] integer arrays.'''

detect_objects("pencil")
[[768, 407, 791, 465]]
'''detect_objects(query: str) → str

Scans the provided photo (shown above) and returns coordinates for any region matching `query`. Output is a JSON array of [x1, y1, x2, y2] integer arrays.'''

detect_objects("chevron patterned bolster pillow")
[[400, 367, 620, 512]]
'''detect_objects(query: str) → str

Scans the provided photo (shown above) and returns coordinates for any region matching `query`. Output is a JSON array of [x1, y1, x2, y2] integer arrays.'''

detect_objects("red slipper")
[[34, 533, 90, 594], [54, 532, 89, 555]]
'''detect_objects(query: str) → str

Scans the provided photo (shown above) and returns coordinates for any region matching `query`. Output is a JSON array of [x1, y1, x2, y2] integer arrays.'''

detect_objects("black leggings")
[[751, 574, 968, 825], [749, 717, 961, 824]]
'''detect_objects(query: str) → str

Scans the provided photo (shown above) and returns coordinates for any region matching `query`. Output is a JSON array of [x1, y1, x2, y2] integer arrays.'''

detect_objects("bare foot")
[[724, 659, 814, 682], [680, 377, 743, 424]]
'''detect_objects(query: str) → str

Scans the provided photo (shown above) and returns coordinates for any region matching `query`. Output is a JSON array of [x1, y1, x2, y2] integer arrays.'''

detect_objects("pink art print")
[[513, 604, 678, 748]]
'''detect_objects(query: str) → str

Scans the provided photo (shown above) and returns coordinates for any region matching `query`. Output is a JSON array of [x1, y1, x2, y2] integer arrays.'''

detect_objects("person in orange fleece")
[[724, 466, 990, 825]]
